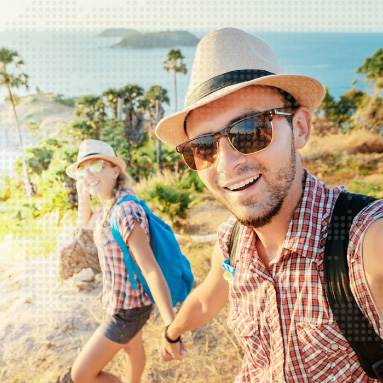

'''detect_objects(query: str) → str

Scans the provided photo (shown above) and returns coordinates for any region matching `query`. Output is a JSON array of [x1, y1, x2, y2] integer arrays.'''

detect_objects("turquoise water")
[[0, 31, 382, 108]]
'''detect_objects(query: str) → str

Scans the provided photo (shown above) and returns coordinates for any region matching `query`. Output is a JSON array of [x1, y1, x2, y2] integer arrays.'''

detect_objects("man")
[[155, 28, 383, 382]]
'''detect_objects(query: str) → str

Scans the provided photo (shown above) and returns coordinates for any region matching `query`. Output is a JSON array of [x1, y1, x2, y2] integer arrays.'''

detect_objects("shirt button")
[[330, 343, 339, 351]]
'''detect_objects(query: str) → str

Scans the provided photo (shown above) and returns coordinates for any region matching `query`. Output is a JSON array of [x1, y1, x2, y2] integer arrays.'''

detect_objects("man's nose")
[[215, 136, 246, 173]]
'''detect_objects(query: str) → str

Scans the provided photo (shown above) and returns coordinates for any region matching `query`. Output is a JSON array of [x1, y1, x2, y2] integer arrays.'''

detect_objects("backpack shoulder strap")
[[229, 220, 241, 267], [110, 195, 143, 291], [324, 192, 383, 381]]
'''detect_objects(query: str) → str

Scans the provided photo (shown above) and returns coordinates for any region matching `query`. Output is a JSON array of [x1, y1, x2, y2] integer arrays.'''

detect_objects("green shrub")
[[134, 170, 201, 224], [177, 170, 205, 192]]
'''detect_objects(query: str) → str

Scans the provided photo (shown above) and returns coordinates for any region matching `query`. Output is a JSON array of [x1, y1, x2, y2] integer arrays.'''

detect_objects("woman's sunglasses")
[[176, 108, 296, 171], [76, 160, 104, 180]]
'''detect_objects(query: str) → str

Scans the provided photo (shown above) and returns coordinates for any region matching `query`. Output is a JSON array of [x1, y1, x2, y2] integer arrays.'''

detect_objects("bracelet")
[[164, 324, 181, 343]]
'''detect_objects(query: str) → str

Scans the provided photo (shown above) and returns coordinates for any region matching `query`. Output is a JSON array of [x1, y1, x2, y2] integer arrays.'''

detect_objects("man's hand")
[[160, 336, 184, 362]]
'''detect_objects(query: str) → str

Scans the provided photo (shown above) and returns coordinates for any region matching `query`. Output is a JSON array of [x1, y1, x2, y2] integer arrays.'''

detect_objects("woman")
[[66, 139, 181, 383]]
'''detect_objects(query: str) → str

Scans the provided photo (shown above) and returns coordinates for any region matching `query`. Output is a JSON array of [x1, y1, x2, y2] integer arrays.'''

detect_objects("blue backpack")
[[110, 195, 194, 307]]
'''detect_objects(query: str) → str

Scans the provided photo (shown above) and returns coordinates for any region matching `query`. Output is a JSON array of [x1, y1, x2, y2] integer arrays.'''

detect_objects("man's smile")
[[224, 174, 261, 192]]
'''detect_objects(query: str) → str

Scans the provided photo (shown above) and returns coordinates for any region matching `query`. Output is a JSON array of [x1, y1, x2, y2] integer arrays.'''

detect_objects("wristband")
[[164, 324, 181, 343]]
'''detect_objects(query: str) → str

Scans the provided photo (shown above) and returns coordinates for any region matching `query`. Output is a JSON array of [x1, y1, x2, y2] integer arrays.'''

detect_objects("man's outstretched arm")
[[161, 241, 230, 360], [363, 217, 383, 319]]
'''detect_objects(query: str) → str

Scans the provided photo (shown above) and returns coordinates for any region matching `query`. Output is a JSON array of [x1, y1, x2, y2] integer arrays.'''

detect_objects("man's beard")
[[214, 137, 297, 229]]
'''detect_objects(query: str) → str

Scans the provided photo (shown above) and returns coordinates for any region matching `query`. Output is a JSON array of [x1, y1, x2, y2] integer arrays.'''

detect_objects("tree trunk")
[[123, 101, 133, 168], [7, 85, 33, 196], [156, 100, 163, 173], [173, 71, 177, 112]]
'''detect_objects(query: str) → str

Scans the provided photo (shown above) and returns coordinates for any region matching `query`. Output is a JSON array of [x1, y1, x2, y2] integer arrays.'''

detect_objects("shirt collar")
[[281, 170, 345, 258], [116, 188, 136, 204]]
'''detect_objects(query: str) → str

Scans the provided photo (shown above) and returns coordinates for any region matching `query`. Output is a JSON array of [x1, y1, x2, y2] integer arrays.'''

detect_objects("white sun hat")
[[66, 139, 126, 179], [155, 27, 325, 147]]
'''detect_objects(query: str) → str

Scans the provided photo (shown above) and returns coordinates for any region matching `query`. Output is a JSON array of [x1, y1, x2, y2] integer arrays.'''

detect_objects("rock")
[[59, 228, 101, 279], [72, 268, 95, 283], [94, 273, 103, 285], [72, 268, 95, 291], [57, 369, 73, 383]]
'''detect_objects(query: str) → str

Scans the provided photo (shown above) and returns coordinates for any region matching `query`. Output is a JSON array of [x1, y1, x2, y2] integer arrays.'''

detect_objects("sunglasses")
[[176, 108, 296, 171], [76, 160, 104, 180]]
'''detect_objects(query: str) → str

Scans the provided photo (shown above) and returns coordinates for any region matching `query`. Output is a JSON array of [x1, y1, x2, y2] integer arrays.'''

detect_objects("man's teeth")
[[89, 181, 99, 187], [227, 175, 260, 191]]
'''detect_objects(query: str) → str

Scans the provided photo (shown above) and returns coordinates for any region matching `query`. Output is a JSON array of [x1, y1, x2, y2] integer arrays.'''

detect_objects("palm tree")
[[163, 48, 187, 112], [140, 85, 170, 172], [0, 48, 33, 196], [74, 95, 106, 139], [141, 85, 170, 138], [118, 84, 145, 166]]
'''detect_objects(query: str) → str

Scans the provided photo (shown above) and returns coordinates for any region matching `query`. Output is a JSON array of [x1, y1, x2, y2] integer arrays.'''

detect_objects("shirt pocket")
[[297, 322, 352, 383], [229, 312, 269, 371]]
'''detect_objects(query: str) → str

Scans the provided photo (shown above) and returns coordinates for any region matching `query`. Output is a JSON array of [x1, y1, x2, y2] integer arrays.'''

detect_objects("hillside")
[[0, 93, 75, 145]]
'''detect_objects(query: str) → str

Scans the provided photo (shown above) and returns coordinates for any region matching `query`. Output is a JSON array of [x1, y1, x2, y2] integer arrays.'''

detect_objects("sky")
[[1, 0, 383, 33]]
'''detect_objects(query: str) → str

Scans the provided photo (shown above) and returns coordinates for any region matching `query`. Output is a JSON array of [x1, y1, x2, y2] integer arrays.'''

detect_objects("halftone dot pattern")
[[0, 1, 383, 381]]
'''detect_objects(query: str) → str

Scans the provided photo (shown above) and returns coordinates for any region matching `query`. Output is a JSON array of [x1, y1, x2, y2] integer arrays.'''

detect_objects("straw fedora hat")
[[156, 27, 325, 147], [66, 139, 126, 179]]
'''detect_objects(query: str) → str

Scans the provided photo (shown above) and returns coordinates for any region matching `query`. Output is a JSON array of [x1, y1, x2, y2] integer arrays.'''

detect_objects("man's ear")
[[293, 106, 312, 149]]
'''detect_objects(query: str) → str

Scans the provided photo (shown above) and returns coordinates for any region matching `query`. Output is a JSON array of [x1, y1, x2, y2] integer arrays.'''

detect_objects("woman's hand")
[[76, 179, 90, 201], [76, 179, 95, 229]]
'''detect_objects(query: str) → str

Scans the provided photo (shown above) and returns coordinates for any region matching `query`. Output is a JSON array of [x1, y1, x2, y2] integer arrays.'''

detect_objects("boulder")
[[72, 268, 96, 291], [59, 228, 101, 279]]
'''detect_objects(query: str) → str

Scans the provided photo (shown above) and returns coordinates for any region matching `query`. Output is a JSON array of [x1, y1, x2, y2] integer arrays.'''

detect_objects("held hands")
[[160, 325, 184, 362]]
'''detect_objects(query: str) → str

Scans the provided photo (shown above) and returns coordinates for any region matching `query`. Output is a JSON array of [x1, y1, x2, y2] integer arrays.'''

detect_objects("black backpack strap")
[[324, 192, 383, 381], [228, 220, 241, 267]]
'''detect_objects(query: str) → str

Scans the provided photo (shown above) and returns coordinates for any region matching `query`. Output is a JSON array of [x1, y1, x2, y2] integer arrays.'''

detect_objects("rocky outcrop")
[[59, 228, 101, 279]]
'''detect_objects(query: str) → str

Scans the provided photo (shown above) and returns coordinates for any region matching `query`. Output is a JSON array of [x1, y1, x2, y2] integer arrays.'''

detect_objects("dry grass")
[[301, 130, 383, 192], [302, 129, 383, 159]]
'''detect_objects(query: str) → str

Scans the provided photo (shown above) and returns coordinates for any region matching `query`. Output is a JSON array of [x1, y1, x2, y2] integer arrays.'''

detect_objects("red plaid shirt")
[[218, 171, 383, 383], [96, 189, 152, 315]]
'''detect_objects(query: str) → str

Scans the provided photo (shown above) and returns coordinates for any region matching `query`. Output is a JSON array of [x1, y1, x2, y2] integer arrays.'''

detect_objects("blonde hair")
[[94, 167, 134, 246]]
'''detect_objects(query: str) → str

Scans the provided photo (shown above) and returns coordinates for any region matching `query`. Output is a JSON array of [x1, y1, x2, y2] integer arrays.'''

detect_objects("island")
[[99, 28, 140, 38], [110, 30, 199, 49]]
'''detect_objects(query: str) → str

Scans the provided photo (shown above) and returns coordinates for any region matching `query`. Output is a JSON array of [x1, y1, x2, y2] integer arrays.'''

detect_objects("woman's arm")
[[126, 221, 175, 326]]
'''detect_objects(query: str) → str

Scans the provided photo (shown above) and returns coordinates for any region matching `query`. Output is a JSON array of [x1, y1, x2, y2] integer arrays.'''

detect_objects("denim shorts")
[[99, 304, 153, 344]]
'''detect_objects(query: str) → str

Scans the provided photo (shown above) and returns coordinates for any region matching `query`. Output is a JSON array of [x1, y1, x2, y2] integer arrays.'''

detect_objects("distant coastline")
[[99, 29, 200, 48]]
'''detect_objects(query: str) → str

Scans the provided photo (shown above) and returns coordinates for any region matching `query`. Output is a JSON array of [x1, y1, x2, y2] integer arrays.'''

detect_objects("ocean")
[[0, 31, 383, 106], [0, 30, 383, 177]]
